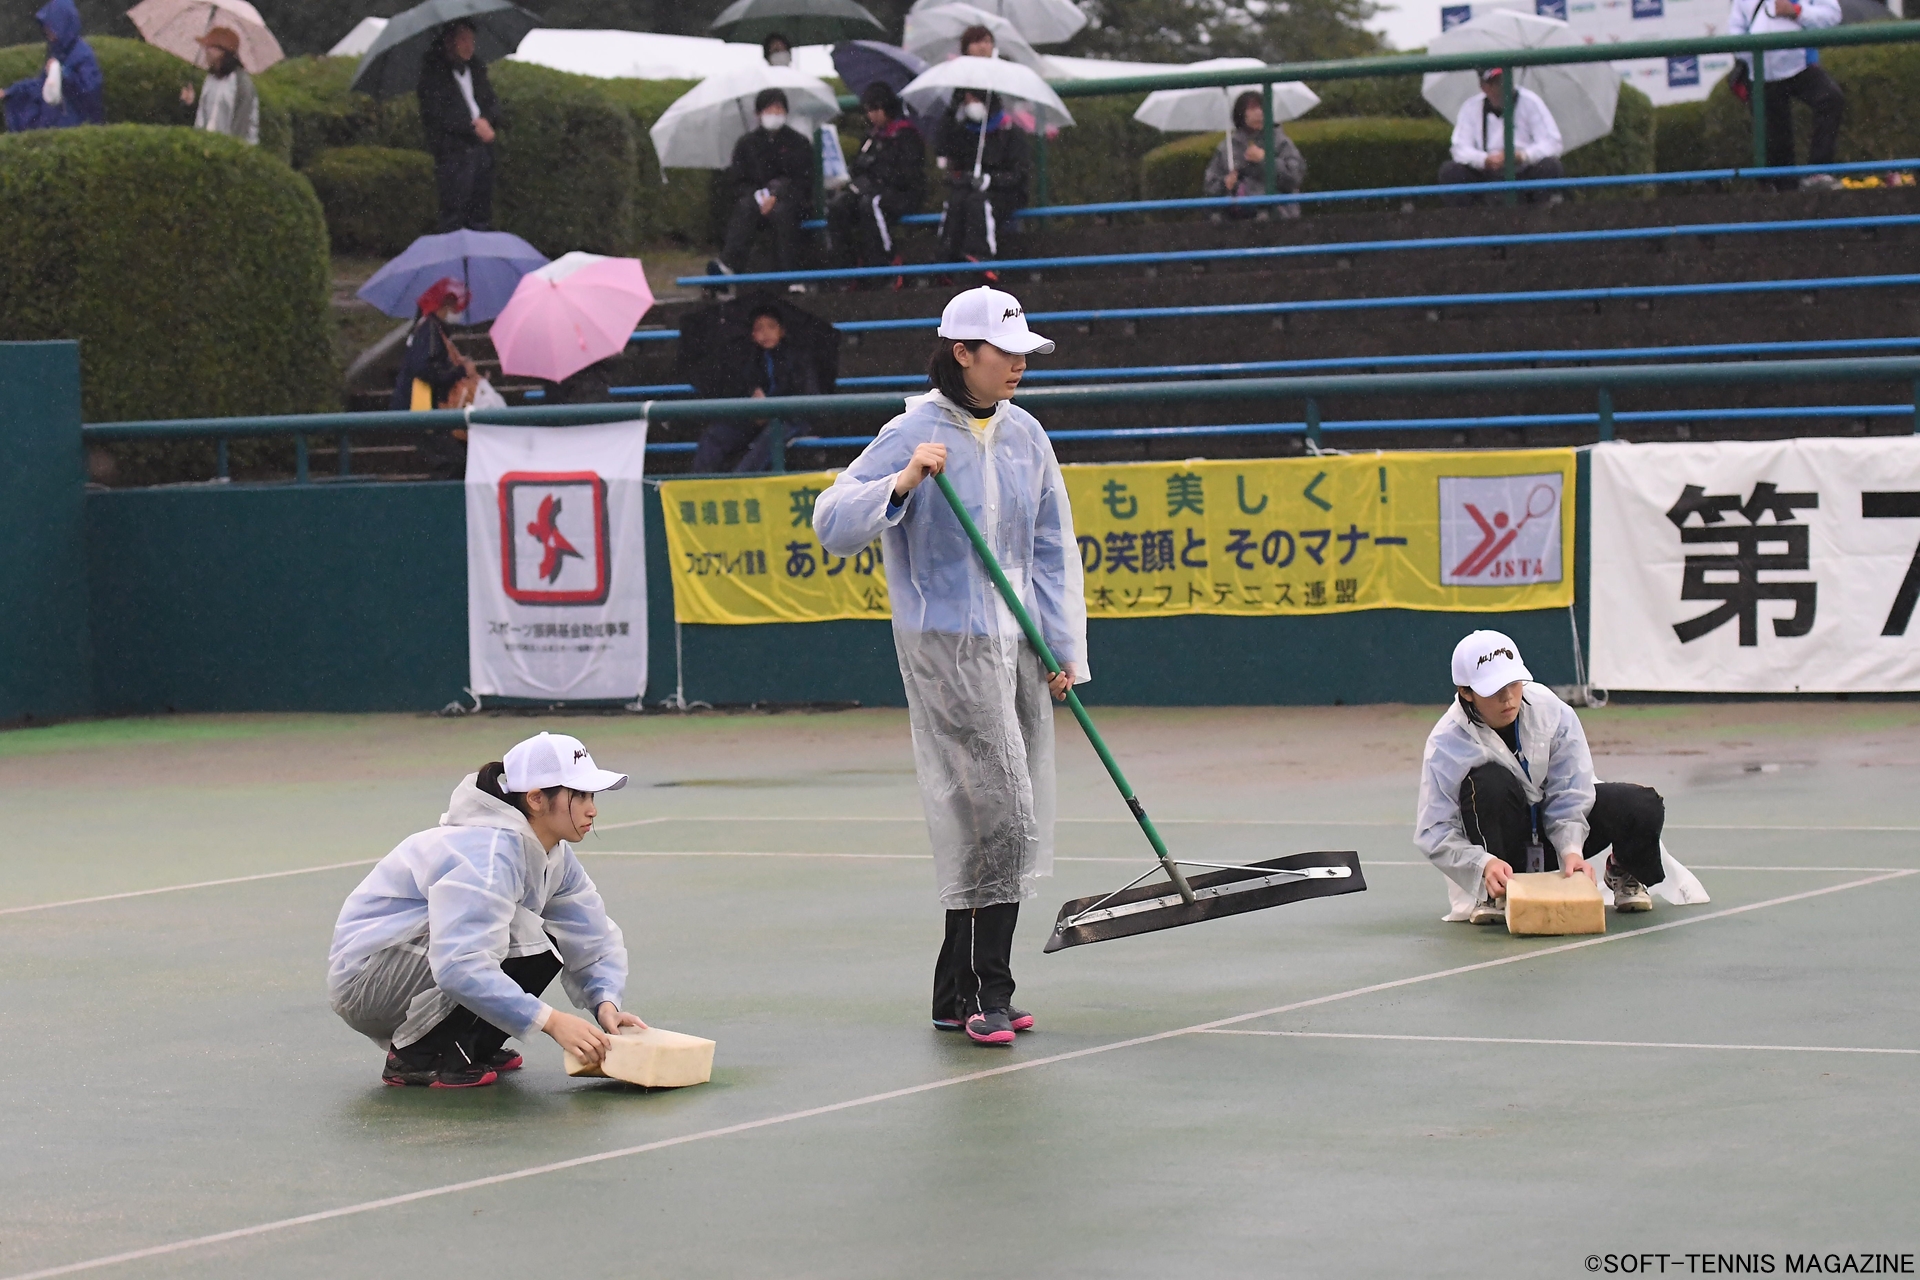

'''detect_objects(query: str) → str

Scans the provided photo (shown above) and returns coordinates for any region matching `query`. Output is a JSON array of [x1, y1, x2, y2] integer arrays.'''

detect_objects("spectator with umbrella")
[[690, 302, 826, 472], [391, 277, 478, 413], [357, 227, 548, 323], [936, 89, 1027, 272], [1202, 90, 1307, 219], [1438, 67, 1564, 204], [419, 20, 502, 232], [3, 0, 103, 132], [762, 32, 793, 64], [827, 81, 927, 282], [709, 0, 886, 47], [712, 88, 816, 283], [179, 28, 257, 143]]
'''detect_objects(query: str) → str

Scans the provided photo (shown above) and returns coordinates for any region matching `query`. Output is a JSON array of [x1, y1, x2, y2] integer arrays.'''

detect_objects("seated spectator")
[[180, 27, 258, 145], [2, 0, 103, 132], [937, 90, 1028, 273], [762, 31, 792, 66], [1202, 90, 1306, 220], [710, 88, 815, 287], [1437, 68, 1564, 206], [392, 278, 477, 412], [690, 304, 822, 473], [1728, 0, 1843, 190], [418, 21, 501, 232], [826, 82, 927, 282]]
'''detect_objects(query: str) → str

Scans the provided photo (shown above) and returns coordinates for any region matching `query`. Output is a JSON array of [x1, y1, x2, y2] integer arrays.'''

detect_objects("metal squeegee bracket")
[[1063, 863, 1354, 930]]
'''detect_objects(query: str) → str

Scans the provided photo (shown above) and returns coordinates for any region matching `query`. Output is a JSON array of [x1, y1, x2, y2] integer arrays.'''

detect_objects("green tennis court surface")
[[2, 704, 1915, 1278]]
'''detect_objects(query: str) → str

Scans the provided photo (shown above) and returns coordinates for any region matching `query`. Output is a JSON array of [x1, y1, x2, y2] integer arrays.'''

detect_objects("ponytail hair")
[[475, 761, 569, 819]]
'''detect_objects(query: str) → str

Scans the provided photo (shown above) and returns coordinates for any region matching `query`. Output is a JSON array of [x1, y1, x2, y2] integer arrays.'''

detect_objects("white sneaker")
[[1607, 867, 1653, 912], [1469, 894, 1507, 926], [1799, 173, 1841, 192]]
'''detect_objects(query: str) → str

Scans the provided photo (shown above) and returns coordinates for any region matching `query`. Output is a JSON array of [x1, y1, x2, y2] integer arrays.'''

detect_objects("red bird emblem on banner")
[[526, 493, 584, 583]]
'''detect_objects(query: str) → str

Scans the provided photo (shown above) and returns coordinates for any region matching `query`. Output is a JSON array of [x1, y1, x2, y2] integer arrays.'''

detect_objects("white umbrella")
[[1420, 10, 1617, 153], [647, 64, 840, 170], [127, 0, 284, 73], [906, 0, 1084, 46], [899, 53, 1073, 131], [327, 16, 387, 57], [1131, 58, 1320, 133], [901, 3, 1044, 71]]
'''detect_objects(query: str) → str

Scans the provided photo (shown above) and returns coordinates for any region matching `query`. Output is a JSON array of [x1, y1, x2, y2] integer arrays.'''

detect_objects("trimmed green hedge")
[[592, 76, 714, 246], [254, 55, 416, 168], [0, 125, 335, 434], [1692, 42, 1920, 169], [303, 145, 434, 254], [1563, 85, 1656, 196], [1, 35, 291, 160], [1653, 100, 1713, 173], [1302, 73, 1431, 120], [1140, 86, 1655, 202]]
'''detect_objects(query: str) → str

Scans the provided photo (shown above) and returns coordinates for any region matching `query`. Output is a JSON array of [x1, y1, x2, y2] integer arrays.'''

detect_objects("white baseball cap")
[[502, 732, 628, 793], [937, 286, 1055, 355], [1450, 629, 1533, 697]]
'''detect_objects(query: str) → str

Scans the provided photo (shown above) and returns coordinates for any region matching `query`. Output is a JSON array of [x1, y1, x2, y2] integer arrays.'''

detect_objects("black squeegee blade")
[[1043, 850, 1366, 953]]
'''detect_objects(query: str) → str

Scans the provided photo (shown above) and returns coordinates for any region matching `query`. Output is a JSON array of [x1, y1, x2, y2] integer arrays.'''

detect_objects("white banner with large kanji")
[[466, 421, 649, 702], [1590, 438, 1920, 692]]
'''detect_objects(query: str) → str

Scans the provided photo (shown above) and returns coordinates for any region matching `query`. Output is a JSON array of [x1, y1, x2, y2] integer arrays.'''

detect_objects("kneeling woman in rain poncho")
[[327, 732, 646, 1088], [814, 286, 1087, 1047]]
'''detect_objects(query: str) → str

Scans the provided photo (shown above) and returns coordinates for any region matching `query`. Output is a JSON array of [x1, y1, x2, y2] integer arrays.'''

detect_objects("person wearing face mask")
[[826, 81, 927, 281], [762, 31, 792, 65], [179, 27, 257, 145], [936, 89, 1028, 273], [1416, 631, 1704, 927], [813, 287, 1084, 1048], [417, 20, 501, 232], [711, 87, 815, 282], [328, 733, 646, 1089], [2, 0, 103, 132]]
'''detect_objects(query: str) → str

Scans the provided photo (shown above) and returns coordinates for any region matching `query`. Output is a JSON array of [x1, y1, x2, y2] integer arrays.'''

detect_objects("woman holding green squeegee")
[[813, 286, 1083, 1047]]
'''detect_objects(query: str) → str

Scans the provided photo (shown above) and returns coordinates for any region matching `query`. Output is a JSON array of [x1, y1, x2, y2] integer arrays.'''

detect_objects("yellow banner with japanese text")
[[659, 450, 1574, 625], [660, 472, 891, 624], [1064, 450, 1575, 618]]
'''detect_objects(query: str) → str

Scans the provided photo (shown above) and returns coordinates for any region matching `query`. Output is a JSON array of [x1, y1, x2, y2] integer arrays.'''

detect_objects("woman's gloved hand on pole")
[[891, 442, 947, 503]]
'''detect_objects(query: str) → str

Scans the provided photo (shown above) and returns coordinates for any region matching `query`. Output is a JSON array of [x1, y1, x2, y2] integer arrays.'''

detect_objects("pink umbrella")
[[490, 252, 655, 385]]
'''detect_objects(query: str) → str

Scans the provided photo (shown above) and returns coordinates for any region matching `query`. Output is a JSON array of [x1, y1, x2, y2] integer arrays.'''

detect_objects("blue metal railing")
[[697, 211, 1920, 288], [794, 157, 1919, 233]]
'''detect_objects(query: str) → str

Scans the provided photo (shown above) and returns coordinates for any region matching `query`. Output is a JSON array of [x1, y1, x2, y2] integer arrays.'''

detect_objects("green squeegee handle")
[[933, 472, 1196, 905]]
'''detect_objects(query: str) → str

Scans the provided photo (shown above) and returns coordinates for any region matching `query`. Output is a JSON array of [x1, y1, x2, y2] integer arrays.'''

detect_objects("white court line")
[[7, 867, 1910, 1280], [595, 815, 1920, 832], [0, 861, 378, 918], [1199, 1030, 1920, 1055]]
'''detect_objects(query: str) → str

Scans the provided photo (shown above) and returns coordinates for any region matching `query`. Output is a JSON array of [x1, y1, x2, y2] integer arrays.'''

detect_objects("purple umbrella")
[[356, 228, 549, 322], [831, 39, 927, 100]]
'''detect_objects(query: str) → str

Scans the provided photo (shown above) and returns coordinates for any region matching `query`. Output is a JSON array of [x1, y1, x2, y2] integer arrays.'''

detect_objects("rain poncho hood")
[[327, 774, 628, 1039], [2, 0, 103, 130], [1416, 683, 1707, 921], [814, 389, 1086, 907]]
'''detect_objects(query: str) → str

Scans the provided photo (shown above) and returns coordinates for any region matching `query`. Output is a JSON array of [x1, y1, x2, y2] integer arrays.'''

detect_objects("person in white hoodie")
[[328, 732, 644, 1088], [812, 286, 1084, 1048], [1416, 631, 1683, 926]]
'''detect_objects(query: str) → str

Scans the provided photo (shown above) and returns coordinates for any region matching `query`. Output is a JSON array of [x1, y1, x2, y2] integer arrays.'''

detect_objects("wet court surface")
[[1, 703, 1915, 1278]]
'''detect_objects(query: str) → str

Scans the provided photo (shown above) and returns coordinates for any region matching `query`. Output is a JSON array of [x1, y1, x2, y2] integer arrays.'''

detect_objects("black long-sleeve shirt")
[[937, 111, 1029, 203], [725, 124, 814, 205], [848, 118, 926, 208], [417, 45, 499, 159]]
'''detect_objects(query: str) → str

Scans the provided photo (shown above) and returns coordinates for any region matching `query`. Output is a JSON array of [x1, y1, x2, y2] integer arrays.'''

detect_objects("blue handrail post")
[[216, 436, 228, 481], [1260, 81, 1278, 199], [295, 434, 308, 485], [1304, 396, 1322, 448], [1597, 387, 1616, 441], [1502, 65, 1517, 207], [1912, 379, 1919, 434], [1750, 48, 1768, 170], [337, 431, 351, 477]]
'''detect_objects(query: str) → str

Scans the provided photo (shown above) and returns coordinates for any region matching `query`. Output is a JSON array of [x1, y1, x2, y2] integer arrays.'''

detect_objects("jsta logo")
[[1438, 474, 1565, 587]]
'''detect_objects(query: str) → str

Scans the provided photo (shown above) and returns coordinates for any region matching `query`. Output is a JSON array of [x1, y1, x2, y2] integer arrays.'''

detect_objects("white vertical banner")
[[466, 421, 649, 702], [1590, 438, 1920, 693]]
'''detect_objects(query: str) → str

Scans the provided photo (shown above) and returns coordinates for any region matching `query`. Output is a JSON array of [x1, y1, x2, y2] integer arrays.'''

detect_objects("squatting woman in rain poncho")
[[814, 286, 1087, 1047], [328, 732, 646, 1088]]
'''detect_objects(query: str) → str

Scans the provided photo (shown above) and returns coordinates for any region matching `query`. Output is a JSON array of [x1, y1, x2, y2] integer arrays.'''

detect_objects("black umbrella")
[[709, 0, 885, 47], [674, 294, 840, 401], [349, 0, 542, 99], [830, 39, 928, 100]]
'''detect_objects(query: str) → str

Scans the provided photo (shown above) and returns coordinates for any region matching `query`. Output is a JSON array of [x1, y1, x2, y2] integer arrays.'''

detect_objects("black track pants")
[[1760, 64, 1844, 180], [932, 902, 1019, 1020], [393, 948, 565, 1067], [1459, 762, 1665, 888]]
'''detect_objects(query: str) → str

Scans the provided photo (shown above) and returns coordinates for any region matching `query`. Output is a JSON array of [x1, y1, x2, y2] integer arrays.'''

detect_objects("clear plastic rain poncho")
[[814, 390, 1087, 909]]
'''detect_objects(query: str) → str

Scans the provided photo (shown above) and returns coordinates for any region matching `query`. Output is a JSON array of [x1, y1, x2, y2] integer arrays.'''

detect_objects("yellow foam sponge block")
[[564, 1025, 715, 1088], [1505, 871, 1606, 936]]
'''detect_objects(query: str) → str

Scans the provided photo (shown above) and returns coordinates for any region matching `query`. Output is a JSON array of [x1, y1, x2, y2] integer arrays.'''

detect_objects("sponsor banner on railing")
[[660, 472, 890, 625], [467, 421, 650, 701], [661, 450, 1572, 625], [1590, 438, 1920, 692]]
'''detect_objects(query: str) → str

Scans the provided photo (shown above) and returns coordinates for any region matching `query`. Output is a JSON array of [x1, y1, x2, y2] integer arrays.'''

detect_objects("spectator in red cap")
[[179, 26, 256, 144], [391, 277, 477, 412]]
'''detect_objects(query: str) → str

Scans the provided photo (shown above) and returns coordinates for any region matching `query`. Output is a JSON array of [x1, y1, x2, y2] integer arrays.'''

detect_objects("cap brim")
[[1468, 660, 1532, 697], [568, 768, 628, 793], [998, 332, 1054, 355]]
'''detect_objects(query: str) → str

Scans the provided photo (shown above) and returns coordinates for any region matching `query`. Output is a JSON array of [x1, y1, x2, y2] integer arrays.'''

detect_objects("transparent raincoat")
[[814, 390, 1087, 908]]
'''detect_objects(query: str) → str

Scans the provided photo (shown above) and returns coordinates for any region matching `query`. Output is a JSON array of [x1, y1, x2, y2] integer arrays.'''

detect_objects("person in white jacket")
[[1727, 0, 1844, 188], [1437, 67, 1564, 205], [1416, 631, 1670, 925], [328, 732, 644, 1088], [812, 286, 1084, 1048]]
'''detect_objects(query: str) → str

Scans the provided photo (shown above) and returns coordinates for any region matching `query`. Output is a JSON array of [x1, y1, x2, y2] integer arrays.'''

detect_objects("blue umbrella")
[[831, 39, 927, 101], [356, 229, 550, 323]]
